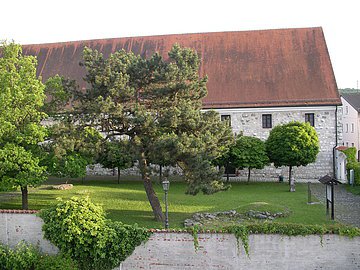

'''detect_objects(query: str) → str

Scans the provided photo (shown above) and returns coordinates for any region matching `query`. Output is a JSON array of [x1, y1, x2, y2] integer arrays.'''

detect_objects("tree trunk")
[[288, 166, 293, 185], [117, 167, 120, 184], [226, 163, 229, 183], [21, 186, 28, 210], [159, 165, 163, 184], [247, 168, 251, 183], [140, 152, 164, 222]]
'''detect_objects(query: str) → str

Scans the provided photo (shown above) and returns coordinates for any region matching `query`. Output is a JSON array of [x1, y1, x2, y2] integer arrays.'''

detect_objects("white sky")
[[1, 0, 359, 88]]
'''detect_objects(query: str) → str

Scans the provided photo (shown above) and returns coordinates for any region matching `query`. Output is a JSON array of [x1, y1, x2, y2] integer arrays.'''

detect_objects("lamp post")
[[162, 179, 170, 229]]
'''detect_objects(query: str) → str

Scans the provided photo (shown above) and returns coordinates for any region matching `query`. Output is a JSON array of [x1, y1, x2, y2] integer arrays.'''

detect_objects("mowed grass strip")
[[0, 178, 334, 228]]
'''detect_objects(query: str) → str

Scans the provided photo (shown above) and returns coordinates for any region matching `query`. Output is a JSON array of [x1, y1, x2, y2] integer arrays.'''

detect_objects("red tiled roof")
[[22, 27, 341, 109]]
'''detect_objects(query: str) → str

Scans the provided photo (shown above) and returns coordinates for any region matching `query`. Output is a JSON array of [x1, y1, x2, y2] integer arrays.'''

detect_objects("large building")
[[341, 93, 360, 156], [22, 27, 343, 181]]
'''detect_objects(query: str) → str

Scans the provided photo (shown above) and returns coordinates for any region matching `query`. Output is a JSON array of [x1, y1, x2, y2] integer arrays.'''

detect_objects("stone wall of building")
[[60, 105, 344, 182], [216, 105, 343, 182]]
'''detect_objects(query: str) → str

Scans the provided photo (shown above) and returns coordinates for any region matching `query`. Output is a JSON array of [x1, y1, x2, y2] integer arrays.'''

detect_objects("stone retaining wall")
[[1, 212, 358, 270], [0, 210, 58, 254], [120, 232, 359, 270]]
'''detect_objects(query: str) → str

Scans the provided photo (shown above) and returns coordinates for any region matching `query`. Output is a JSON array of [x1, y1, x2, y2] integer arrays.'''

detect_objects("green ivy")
[[186, 222, 360, 256], [40, 196, 149, 270], [228, 225, 250, 257], [188, 225, 200, 251]]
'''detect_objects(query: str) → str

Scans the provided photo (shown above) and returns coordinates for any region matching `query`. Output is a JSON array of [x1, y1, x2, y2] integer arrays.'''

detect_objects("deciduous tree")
[[232, 136, 269, 183], [97, 140, 134, 183], [265, 122, 319, 189], [0, 42, 47, 209]]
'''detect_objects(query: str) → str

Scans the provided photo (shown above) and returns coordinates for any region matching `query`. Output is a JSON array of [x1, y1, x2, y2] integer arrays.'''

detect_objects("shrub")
[[36, 254, 78, 270], [0, 241, 40, 270], [40, 196, 149, 270], [341, 147, 360, 185]]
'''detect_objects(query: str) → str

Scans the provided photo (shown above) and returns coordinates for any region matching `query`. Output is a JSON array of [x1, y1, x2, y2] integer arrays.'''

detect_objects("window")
[[262, 114, 272, 128], [221, 115, 231, 126], [351, 123, 354, 133], [346, 106, 349, 115], [346, 142, 349, 146], [352, 143, 355, 147], [305, 113, 315, 127], [346, 124, 349, 133]]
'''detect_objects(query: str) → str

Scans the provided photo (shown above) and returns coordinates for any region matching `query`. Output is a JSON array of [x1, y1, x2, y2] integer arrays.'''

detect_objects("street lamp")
[[162, 179, 170, 229]]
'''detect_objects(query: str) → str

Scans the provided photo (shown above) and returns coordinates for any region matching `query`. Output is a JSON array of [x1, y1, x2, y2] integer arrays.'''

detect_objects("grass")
[[0, 177, 336, 228], [346, 185, 360, 196]]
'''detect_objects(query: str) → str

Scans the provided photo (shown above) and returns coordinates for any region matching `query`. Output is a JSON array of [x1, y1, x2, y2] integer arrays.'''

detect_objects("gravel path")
[[310, 183, 360, 227]]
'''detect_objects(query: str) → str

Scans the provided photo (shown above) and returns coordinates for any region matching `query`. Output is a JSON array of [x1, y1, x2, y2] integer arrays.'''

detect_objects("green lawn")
[[346, 185, 360, 196], [0, 178, 335, 228]]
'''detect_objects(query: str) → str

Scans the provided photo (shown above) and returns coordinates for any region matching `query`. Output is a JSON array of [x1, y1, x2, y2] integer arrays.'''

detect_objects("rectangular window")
[[262, 114, 272, 128], [346, 106, 349, 115], [305, 113, 315, 127], [352, 143, 355, 147], [221, 115, 231, 126], [351, 123, 354, 133], [346, 123, 349, 133]]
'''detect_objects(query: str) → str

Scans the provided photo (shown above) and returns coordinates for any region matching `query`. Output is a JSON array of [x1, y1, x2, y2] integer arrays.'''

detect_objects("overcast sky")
[[1, 0, 359, 89]]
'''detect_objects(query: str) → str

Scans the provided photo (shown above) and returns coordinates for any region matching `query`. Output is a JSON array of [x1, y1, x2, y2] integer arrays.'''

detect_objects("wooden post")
[[331, 182, 335, 220]]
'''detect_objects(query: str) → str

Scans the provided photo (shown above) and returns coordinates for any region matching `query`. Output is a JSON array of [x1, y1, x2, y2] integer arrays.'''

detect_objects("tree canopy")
[[265, 121, 319, 188], [97, 139, 134, 183], [231, 136, 269, 182], [55, 44, 233, 221], [0, 41, 47, 209]]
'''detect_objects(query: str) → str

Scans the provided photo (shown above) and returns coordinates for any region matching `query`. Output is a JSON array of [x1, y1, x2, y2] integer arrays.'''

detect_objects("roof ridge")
[[21, 27, 323, 47]]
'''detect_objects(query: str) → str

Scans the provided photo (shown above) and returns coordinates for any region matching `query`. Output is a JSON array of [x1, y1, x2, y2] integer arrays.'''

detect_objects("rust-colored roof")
[[22, 27, 341, 108]]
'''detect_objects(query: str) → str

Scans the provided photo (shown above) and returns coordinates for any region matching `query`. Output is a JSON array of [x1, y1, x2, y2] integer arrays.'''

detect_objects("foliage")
[[231, 136, 269, 182], [346, 185, 360, 195], [188, 222, 360, 256], [36, 254, 79, 270], [0, 241, 40, 270], [43, 75, 75, 115], [228, 225, 250, 256], [40, 196, 149, 270], [51, 44, 233, 220], [0, 242, 78, 270], [43, 122, 102, 181], [0, 41, 47, 209], [44, 152, 88, 181], [338, 88, 360, 94], [97, 139, 134, 182], [266, 122, 319, 185], [183, 156, 230, 195], [341, 147, 360, 185], [189, 225, 200, 251], [0, 144, 46, 190]]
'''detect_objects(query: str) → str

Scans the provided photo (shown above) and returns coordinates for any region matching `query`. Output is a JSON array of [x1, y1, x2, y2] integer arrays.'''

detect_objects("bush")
[[36, 254, 78, 270], [0, 241, 40, 270], [40, 196, 149, 270], [0, 242, 78, 270], [341, 147, 360, 185]]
